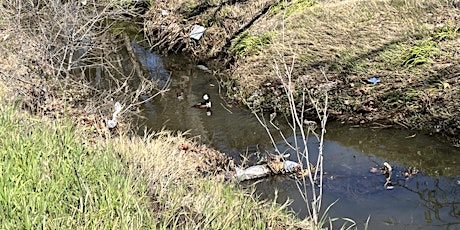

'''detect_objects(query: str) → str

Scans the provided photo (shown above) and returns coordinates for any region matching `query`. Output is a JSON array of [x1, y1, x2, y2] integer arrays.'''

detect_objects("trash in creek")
[[197, 64, 212, 73], [381, 162, 393, 190], [402, 166, 420, 179]]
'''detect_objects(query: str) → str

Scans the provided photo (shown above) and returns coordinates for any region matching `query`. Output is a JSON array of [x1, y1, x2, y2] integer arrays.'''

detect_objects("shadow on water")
[[128, 42, 460, 230]]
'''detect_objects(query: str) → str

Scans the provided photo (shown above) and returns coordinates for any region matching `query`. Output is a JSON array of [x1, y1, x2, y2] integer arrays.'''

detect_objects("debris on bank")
[[144, 0, 280, 60]]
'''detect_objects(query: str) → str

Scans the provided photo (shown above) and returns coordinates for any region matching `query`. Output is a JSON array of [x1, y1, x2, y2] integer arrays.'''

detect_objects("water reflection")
[[126, 45, 460, 229]]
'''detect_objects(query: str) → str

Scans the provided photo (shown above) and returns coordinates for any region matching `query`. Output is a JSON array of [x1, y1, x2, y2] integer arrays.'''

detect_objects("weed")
[[402, 39, 439, 67], [232, 32, 275, 57], [433, 24, 459, 42]]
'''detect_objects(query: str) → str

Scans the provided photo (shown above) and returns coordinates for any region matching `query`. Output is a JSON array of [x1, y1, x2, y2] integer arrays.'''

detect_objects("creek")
[[129, 42, 460, 229]]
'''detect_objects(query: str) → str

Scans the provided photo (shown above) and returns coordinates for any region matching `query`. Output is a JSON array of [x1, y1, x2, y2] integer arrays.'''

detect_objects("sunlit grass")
[[231, 0, 459, 89], [232, 31, 275, 57], [0, 105, 155, 229]]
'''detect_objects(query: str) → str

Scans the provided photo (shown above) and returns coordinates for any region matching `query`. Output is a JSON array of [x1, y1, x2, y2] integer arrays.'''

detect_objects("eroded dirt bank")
[[145, 0, 460, 145]]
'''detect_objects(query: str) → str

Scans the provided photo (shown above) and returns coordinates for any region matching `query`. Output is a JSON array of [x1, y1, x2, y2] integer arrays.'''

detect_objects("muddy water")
[[131, 44, 460, 230]]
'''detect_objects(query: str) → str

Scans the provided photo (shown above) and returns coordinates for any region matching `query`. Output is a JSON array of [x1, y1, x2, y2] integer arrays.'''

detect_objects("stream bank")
[[144, 0, 460, 144], [0, 1, 312, 229]]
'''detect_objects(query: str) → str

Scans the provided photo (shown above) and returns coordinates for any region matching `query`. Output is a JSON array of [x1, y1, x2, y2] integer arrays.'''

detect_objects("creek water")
[[129, 42, 460, 230]]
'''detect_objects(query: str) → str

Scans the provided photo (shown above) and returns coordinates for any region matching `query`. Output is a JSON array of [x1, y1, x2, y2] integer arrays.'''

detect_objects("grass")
[[0, 105, 155, 229], [270, 0, 316, 16], [232, 31, 275, 57], [111, 131, 311, 229], [401, 39, 439, 67]]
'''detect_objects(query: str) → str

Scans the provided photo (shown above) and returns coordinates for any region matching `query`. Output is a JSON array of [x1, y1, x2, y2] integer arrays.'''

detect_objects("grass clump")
[[401, 25, 458, 68], [401, 39, 439, 67], [232, 31, 275, 57], [270, 0, 316, 16], [0, 105, 154, 229], [433, 24, 459, 42]]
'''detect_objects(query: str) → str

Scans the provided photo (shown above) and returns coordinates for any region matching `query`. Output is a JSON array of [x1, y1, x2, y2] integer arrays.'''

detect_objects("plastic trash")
[[107, 102, 122, 129], [367, 77, 380, 84], [235, 165, 271, 181], [197, 64, 211, 73], [190, 25, 206, 40], [284, 161, 301, 173]]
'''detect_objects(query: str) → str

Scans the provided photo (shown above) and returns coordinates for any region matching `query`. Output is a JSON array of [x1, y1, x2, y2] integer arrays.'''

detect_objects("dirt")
[[144, 0, 460, 145]]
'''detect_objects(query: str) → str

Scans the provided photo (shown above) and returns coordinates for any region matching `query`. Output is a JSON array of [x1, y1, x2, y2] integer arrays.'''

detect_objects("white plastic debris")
[[190, 25, 206, 40], [161, 10, 169, 16], [106, 102, 122, 129], [2, 34, 9, 42], [197, 64, 211, 73], [235, 165, 271, 181], [284, 161, 301, 173]]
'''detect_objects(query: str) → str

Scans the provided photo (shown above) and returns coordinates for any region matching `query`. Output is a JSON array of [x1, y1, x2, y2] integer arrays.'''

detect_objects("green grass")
[[402, 38, 439, 67], [0, 106, 154, 229], [232, 31, 275, 57], [270, 0, 316, 16]]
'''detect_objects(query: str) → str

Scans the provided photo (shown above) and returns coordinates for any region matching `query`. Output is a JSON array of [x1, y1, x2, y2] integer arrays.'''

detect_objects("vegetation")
[[0, 104, 154, 228], [0, 100, 313, 229], [232, 32, 275, 57], [111, 132, 311, 229], [270, 0, 316, 15], [0, 0, 313, 229], [1, 0, 459, 228]]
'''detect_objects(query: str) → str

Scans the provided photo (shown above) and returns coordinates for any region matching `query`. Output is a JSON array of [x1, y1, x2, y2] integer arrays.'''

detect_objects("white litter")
[[107, 102, 122, 129], [197, 64, 211, 73], [190, 25, 206, 40]]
